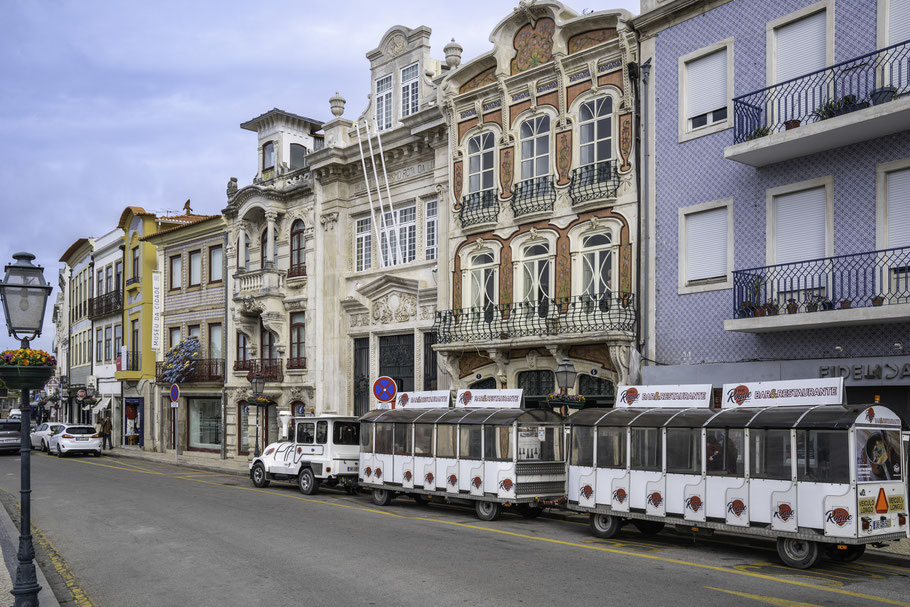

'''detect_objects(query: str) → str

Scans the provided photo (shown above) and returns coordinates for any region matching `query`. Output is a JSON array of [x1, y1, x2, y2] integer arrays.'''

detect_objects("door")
[[353, 338, 370, 417], [124, 398, 143, 447], [379, 333, 415, 392]]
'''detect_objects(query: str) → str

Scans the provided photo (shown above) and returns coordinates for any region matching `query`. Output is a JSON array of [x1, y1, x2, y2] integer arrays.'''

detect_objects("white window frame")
[[355, 217, 372, 272], [380, 204, 417, 268], [519, 114, 551, 182], [464, 250, 498, 310], [467, 131, 496, 194], [375, 74, 393, 131], [678, 38, 734, 142], [765, 176, 834, 265], [876, 156, 910, 250], [678, 198, 734, 294], [401, 62, 419, 118], [766, 1, 834, 87], [577, 95, 615, 167], [425, 199, 438, 261]]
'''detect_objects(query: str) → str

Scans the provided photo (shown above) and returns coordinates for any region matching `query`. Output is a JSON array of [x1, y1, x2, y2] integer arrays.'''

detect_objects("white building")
[[88, 227, 124, 438]]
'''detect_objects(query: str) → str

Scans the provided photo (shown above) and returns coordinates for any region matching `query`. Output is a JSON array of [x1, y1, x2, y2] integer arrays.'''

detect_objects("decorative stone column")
[[265, 210, 277, 268], [236, 220, 248, 274]]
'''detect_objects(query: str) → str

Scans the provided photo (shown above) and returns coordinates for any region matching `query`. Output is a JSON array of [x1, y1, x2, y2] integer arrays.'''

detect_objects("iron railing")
[[732, 245, 910, 318], [434, 293, 635, 344], [288, 264, 307, 279], [88, 290, 122, 319], [460, 190, 499, 227], [125, 275, 140, 287], [155, 358, 225, 383], [569, 161, 620, 205], [511, 176, 556, 217], [243, 359, 284, 383], [287, 357, 307, 370], [233, 359, 255, 372], [733, 38, 910, 143], [119, 351, 141, 372]]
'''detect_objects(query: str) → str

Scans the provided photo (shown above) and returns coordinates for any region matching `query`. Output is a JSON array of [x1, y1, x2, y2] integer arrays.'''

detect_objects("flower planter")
[[832, 101, 870, 116], [0, 365, 55, 390], [872, 296, 885, 307], [840, 299, 852, 309], [871, 87, 897, 106], [784, 119, 801, 130], [786, 302, 799, 314]]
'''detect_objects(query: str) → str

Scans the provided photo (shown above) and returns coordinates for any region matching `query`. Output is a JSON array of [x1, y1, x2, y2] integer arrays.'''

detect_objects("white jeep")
[[249, 416, 360, 495]]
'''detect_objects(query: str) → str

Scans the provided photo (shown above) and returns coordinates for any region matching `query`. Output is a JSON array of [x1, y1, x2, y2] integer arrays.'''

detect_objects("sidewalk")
[[0, 492, 60, 607], [103, 447, 248, 477]]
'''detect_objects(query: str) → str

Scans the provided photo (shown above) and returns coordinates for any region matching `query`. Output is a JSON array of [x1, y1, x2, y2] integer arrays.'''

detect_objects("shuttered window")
[[775, 187, 827, 264], [685, 206, 728, 282], [890, 0, 910, 46], [775, 11, 827, 83], [887, 168, 910, 248], [686, 50, 727, 121]]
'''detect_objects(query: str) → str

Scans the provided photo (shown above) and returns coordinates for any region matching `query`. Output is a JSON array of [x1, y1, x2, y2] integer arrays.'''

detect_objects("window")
[[290, 143, 307, 170], [483, 425, 511, 460], [131, 319, 139, 353], [887, 0, 910, 45], [238, 402, 250, 455], [797, 430, 848, 483], [380, 204, 416, 267], [580, 231, 614, 297], [571, 425, 594, 467], [104, 326, 112, 361], [520, 242, 551, 303], [334, 422, 359, 445], [516, 370, 555, 397], [682, 47, 728, 132], [188, 325, 201, 343], [290, 220, 306, 275], [680, 200, 732, 292], [355, 217, 372, 271], [468, 252, 496, 310], [262, 141, 274, 169], [114, 261, 122, 290], [96, 328, 103, 363], [96, 270, 103, 298], [237, 232, 251, 271], [666, 428, 701, 474], [884, 167, 910, 248], [706, 428, 745, 475], [131, 247, 139, 279], [517, 424, 563, 461], [579, 97, 613, 166], [290, 312, 305, 367], [436, 425, 457, 458], [208, 246, 223, 283], [750, 429, 792, 479], [415, 424, 434, 455], [298, 422, 315, 444], [114, 324, 122, 353], [394, 423, 412, 455], [208, 323, 222, 359], [316, 421, 328, 445], [105, 266, 113, 293], [260, 228, 277, 268], [769, 182, 830, 265], [423, 332, 438, 390], [631, 428, 661, 471], [467, 132, 495, 193], [376, 75, 392, 130], [169, 327, 181, 349], [772, 9, 828, 85], [360, 423, 373, 453], [596, 427, 626, 468], [188, 250, 201, 286], [375, 422, 393, 454], [188, 398, 221, 450], [401, 63, 419, 117], [260, 325, 275, 360], [459, 425, 482, 459], [379, 333, 414, 392], [520, 115, 550, 181], [425, 199, 437, 261], [169, 255, 182, 290], [236, 332, 248, 361]]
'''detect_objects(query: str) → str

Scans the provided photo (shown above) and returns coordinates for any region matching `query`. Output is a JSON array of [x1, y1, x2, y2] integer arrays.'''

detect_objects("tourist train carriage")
[[566, 380, 908, 569], [359, 407, 565, 520]]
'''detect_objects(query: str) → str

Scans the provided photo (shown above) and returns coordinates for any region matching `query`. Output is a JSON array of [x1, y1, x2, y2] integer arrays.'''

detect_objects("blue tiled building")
[[633, 0, 910, 421]]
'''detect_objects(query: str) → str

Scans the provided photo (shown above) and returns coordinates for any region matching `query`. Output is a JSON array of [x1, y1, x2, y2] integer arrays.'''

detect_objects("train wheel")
[[827, 543, 865, 563], [298, 468, 319, 495], [590, 514, 621, 538], [371, 488, 394, 506], [251, 463, 270, 488], [632, 520, 664, 536], [777, 537, 822, 569], [475, 501, 502, 521]]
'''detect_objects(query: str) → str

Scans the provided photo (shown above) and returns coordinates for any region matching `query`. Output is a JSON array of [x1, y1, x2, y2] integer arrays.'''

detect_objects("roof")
[[141, 214, 222, 242], [116, 206, 155, 229], [360, 407, 562, 425], [240, 108, 324, 132], [59, 238, 91, 263]]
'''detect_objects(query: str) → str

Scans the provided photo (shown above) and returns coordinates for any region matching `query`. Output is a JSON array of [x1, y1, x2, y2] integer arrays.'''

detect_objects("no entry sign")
[[170, 384, 180, 402], [372, 376, 397, 403]]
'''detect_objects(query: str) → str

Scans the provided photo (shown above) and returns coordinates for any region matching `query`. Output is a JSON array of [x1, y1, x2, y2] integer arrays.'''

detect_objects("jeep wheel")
[[298, 468, 319, 495], [251, 463, 270, 488]]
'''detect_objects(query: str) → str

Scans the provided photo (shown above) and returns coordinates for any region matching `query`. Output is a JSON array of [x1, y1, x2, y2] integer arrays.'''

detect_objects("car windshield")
[[66, 427, 96, 435], [0, 422, 20, 432], [334, 422, 359, 445]]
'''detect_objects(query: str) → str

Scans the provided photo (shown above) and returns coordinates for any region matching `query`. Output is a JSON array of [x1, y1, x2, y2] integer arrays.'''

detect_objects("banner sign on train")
[[395, 390, 450, 409], [615, 384, 712, 408], [455, 389, 523, 408], [721, 377, 844, 408]]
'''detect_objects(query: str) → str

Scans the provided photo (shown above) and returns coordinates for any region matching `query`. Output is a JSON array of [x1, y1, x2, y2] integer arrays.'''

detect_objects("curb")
[[102, 449, 248, 478], [0, 492, 61, 607]]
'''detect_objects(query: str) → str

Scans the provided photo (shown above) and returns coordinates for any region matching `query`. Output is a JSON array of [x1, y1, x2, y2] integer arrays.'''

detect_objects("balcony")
[[241, 359, 284, 383], [118, 351, 141, 372], [511, 176, 556, 217], [726, 39, 910, 167], [288, 264, 307, 279], [155, 358, 225, 383], [88, 290, 122, 319], [125, 275, 140, 288], [233, 268, 287, 305], [434, 293, 636, 346], [569, 161, 620, 205], [725, 245, 910, 333], [233, 359, 255, 372], [459, 191, 499, 228], [287, 357, 307, 370]]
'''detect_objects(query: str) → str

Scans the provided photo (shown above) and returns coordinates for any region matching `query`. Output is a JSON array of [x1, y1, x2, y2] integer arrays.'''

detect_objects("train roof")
[[359, 407, 562, 425]]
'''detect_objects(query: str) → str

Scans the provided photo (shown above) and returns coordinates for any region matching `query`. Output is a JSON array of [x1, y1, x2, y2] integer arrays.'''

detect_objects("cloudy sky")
[[0, 0, 638, 350]]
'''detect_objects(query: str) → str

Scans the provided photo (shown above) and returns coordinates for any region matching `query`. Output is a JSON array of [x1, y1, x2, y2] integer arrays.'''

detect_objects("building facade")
[[59, 237, 94, 423], [88, 227, 124, 438], [433, 1, 640, 407], [636, 0, 910, 422]]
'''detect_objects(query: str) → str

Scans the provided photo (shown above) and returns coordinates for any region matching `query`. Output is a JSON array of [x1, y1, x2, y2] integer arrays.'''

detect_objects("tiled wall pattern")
[[653, 0, 910, 366]]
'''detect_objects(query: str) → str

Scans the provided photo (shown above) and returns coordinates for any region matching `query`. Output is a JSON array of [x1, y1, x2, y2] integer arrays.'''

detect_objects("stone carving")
[[226, 177, 238, 199], [419, 305, 436, 321], [526, 349, 539, 369], [320, 212, 339, 230], [386, 33, 406, 57], [238, 296, 264, 316], [372, 292, 417, 324], [349, 312, 370, 328]]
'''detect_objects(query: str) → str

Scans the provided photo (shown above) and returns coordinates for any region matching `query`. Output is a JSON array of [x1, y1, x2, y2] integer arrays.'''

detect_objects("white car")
[[30, 422, 66, 452], [48, 424, 101, 457]]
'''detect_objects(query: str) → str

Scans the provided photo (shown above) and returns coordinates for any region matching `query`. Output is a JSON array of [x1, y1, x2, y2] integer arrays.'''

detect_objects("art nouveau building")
[[433, 1, 640, 407]]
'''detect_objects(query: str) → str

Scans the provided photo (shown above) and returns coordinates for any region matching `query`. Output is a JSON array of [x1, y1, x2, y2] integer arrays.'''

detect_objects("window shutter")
[[776, 11, 827, 83], [686, 206, 728, 281], [686, 49, 727, 119], [887, 168, 910, 248], [775, 187, 827, 264], [890, 0, 910, 46]]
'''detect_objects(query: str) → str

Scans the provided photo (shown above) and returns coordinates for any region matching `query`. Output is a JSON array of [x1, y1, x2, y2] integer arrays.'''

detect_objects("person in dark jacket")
[[100, 414, 114, 451]]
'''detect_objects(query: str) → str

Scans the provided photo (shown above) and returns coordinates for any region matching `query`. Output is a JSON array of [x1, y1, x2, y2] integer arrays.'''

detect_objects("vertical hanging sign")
[[151, 271, 162, 350]]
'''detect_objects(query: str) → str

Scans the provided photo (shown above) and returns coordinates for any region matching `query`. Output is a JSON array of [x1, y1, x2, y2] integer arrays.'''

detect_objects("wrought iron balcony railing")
[[156, 358, 225, 383], [233, 359, 255, 372], [732, 245, 910, 318], [433, 293, 635, 344], [733, 38, 910, 144], [287, 357, 307, 370], [460, 190, 499, 227], [88, 290, 122, 319], [569, 161, 620, 205], [125, 275, 140, 287], [243, 359, 284, 383], [288, 264, 307, 279], [511, 176, 556, 217]]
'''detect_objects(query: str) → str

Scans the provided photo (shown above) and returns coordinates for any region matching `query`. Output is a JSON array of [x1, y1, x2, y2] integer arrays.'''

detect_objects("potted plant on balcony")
[[0, 349, 56, 390], [872, 294, 886, 306], [786, 298, 799, 314], [784, 119, 801, 130], [747, 125, 772, 140], [813, 294, 835, 311], [763, 300, 779, 316], [832, 94, 870, 116], [545, 393, 586, 410], [840, 298, 852, 309], [738, 301, 757, 318], [811, 100, 837, 122], [870, 86, 897, 105]]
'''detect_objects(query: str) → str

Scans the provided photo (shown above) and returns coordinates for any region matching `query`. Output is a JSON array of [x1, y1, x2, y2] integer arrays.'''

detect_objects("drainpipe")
[[639, 58, 652, 360], [221, 230, 228, 460]]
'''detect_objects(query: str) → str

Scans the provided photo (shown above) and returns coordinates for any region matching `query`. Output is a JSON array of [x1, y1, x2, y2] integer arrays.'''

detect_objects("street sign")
[[372, 376, 398, 403], [170, 384, 180, 402], [170, 401, 179, 409]]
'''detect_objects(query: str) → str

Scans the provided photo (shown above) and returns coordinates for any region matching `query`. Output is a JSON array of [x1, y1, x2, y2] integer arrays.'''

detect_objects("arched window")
[[517, 370, 555, 409], [467, 132, 495, 194], [520, 115, 550, 181], [580, 231, 614, 298], [578, 375, 615, 407], [262, 141, 275, 169], [469, 377, 497, 389], [468, 252, 497, 311], [260, 227, 278, 268], [579, 97, 613, 167], [290, 220, 306, 277], [520, 242, 551, 303], [290, 144, 307, 170], [237, 232, 251, 271]]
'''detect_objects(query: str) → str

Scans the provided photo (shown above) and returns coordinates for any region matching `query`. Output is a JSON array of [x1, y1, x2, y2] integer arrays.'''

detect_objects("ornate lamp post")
[[0, 252, 53, 607], [554, 357, 578, 416], [250, 372, 265, 457]]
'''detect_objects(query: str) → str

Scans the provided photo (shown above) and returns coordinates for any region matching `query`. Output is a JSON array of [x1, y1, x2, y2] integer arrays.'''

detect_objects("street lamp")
[[555, 357, 578, 395], [0, 252, 53, 607], [250, 372, 265, 457]]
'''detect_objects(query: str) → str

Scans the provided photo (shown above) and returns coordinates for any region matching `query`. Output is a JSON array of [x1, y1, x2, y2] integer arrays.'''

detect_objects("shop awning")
[[92, 398, 110, 414]]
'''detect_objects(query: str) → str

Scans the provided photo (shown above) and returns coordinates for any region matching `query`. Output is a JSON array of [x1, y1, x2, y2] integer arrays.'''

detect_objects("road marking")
[[706, 586, 821, 606], [28, 523, 96, 607], [60, 458, 167, 475]]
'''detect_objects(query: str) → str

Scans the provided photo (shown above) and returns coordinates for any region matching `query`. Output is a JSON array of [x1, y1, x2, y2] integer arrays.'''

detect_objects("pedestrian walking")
[[101, 414, 114, 451]]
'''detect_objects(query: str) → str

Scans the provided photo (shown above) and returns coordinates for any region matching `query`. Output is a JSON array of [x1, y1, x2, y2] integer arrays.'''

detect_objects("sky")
[[0, 0, 639, 351]]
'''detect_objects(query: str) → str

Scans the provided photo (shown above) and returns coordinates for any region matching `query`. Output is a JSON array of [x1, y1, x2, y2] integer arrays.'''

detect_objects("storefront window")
[[571, 426, 595, 467], [188, 398, 221, 450], [124, 400, 141, 446], [596, 427, 626, 468], [517, 424, 563, 461]]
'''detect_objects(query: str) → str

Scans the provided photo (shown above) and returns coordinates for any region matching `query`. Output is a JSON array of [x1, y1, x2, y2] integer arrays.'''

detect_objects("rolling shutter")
[[775, 187, 827, 264], [686, 206, 728, 281], [776, 11, 827, 83], [686, 49, 727, 119], [887, 168, 910, 248], [890, 0, 910, 46]]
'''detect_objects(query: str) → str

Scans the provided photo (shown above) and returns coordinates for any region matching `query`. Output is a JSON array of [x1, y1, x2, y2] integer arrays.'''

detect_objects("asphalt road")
[[1, 452, 910, 607]]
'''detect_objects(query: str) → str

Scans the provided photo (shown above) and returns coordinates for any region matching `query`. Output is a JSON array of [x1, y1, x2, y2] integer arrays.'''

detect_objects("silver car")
[[0, 420, 21, 454], [48, 424, 101, 457], [30, 422, 65, 452]]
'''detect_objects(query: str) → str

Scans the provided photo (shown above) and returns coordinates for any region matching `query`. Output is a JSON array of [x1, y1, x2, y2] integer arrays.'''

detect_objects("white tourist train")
[[566, 378, 908, 568]]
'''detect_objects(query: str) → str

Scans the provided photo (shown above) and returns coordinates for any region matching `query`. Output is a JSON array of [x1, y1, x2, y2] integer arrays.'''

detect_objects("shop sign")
[[455, 389, 523, 408], [721, 378, 843, 408], [615, 384, 712, 408], [395, 391, 450, 409]]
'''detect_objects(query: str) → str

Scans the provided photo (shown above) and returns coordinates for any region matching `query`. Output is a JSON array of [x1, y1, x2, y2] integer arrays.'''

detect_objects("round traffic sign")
[[372, 376, 398, 402], [170, 384, 180, 402]]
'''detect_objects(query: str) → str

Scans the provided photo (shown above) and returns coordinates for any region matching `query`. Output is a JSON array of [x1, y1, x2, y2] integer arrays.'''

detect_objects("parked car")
[[8, 409, 21, 420], [0, 420, 21, 454], [48, 424, 101, 457], [30, 422, 65, 452]]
